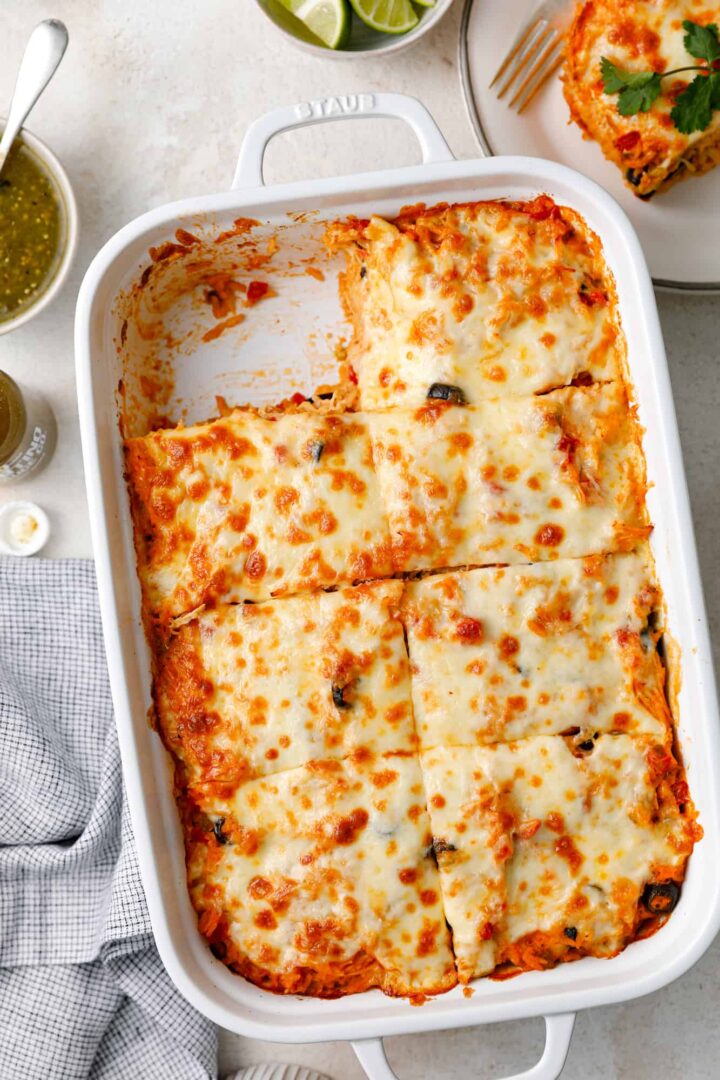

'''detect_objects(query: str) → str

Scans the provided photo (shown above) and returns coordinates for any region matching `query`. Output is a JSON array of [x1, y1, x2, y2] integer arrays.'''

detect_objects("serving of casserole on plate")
[[123, 193, 699, 999], [563, 0, 720, 199], [460, 0, 720, 289]]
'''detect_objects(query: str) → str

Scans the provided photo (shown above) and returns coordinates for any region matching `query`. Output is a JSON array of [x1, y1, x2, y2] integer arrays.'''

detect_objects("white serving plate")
[[459, 0, 720, 292], [75, 93, 720, 1080]]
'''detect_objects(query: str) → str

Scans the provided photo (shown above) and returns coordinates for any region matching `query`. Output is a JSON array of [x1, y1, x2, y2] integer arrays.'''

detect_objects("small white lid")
[[0, 500, 50, 557]]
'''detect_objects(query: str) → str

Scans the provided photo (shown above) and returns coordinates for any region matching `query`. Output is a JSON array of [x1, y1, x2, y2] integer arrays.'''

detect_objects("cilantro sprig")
[[601, 19, 720, 134]]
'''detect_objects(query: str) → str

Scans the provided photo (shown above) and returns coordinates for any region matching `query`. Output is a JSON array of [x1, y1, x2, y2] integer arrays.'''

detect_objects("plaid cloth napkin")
[[0, 557, 218, 1080]]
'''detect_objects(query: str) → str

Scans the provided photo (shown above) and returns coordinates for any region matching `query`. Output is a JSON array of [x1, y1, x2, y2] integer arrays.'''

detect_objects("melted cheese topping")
[[123, 195, 701, 1000], [156, 581, 416, 785], [564, 0, 720, 196], [329, 199, 622, 409], [125, 409, 392, 620], [368, 383, 648, 573], [421, 735, 694, 982], [403, 550, 669, 748], [185, 753, 456, 997]]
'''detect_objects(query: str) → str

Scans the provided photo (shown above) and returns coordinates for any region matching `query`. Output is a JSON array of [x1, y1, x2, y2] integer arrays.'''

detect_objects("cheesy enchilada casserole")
[[125, 197, 700, 998]]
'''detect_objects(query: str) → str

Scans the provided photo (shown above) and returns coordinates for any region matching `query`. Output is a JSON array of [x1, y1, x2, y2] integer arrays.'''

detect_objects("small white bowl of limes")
[[256, 0, 453, 54]]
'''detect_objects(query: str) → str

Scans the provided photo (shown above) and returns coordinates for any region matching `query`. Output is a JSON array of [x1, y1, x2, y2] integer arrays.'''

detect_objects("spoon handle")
[[0, 19, 69, 174]]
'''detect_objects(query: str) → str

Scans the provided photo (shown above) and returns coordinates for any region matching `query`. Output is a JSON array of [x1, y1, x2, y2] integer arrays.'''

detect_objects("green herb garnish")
[[601, 19, 720, 134]]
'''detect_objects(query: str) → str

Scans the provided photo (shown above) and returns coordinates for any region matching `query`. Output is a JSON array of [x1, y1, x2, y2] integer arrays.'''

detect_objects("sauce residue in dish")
[[0, 135, 63, 323], [10, 509, 38, 546], [0, 499, 50, 556]]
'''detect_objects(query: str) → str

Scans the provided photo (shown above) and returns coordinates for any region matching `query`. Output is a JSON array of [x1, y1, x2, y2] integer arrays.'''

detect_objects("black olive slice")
[[577, 739, 595, 753], [626, 168, 644, 187], [213, 817, 229, 845], [317, 391, 334, 400], [425, 837, 458, 864], [359, 265, 367, 278], [640, 610, 659, 654], [332, 683, 352, 709], [642, 881, 680, 915], [570, 370, 594, 388], [563, 926, 578, 941], [427, 383, 466, 405], [309, 439, 325, 463]]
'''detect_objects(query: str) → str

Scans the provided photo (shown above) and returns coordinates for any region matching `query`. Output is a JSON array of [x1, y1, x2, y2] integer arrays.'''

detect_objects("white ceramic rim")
[[253, 0, 455, 58], [74, 94, 720, 1080], [0, 122, 79, 336]]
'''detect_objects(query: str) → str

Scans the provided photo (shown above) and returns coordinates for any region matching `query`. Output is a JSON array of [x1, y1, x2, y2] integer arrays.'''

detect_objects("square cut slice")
[[368, 383, 648, 574], [184, 753, 457, 998], [421, 736, 697, 983], [125, 409, 392, 621], [564, 0, 720, 198], [328, 199, 622, 409], [155, 580, 417, 785], [402, 550, 670, 749]]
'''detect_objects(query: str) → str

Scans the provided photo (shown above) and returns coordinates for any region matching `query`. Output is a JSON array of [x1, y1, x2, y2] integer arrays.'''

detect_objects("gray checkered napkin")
[[0, 557, 218, 1079]]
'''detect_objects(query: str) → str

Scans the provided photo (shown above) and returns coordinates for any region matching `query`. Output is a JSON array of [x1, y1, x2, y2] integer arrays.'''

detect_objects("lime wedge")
[[412, 0, 435, 8], [278, 0, 351, 48], [349, 0, 419, 34]]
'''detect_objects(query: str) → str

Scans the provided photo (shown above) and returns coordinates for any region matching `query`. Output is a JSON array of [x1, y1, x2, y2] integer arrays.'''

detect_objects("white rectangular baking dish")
[[75, 93, 720, 1080]]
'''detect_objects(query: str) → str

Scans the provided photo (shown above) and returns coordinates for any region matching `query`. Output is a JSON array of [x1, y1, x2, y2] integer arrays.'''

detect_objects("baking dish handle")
[[232, 92, 454, 190], [351, 1012, 576, 1080]]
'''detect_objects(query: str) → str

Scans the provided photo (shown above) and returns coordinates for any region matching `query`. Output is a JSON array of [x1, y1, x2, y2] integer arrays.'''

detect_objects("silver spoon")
[[0, 19, 69, 177]]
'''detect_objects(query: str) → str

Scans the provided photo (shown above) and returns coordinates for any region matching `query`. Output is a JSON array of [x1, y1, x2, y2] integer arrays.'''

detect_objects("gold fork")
[[490, 0, 573, 113]]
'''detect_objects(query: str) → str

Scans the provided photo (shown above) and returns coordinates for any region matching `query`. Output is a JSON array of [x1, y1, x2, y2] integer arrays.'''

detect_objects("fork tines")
[[490, 17, 565, 113]]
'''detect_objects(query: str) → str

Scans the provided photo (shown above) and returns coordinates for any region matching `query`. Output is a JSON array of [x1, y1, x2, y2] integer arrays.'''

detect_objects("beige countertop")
[[2, 2, 719, 1077]]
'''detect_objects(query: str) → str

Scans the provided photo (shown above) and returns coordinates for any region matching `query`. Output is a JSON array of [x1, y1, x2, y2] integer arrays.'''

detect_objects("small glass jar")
[[0, 370, 57, 483]]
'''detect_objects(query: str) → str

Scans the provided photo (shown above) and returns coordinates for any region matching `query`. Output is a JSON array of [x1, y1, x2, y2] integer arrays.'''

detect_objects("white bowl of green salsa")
[[0, 122, 78, 335]]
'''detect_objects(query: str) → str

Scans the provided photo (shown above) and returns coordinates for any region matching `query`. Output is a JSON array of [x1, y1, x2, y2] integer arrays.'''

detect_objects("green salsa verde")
[[0, 134, 63, 323]]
